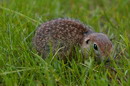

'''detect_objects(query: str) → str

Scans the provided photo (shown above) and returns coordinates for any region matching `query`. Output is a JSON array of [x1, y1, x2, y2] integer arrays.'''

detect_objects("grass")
[[0, 0, 130, 85]]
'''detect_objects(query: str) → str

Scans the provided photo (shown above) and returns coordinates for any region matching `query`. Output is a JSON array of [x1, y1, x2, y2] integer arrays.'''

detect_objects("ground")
[[0, 0, 130, 86]]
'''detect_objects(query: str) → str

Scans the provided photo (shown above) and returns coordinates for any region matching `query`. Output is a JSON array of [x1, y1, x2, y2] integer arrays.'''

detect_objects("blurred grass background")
[[0, 0, 130, 85]]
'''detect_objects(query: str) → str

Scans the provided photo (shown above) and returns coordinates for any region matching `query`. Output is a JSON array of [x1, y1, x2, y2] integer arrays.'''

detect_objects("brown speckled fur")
[[33, 18, 112, 59], [33, 18, 93, 58]]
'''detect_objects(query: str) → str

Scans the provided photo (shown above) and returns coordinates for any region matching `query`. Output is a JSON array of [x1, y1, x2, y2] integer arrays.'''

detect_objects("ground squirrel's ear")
[[85, 38, 90, 44]]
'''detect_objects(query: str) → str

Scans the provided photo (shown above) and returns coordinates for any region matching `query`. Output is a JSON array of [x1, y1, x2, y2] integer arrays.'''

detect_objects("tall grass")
[[0, 0, 130, 85]]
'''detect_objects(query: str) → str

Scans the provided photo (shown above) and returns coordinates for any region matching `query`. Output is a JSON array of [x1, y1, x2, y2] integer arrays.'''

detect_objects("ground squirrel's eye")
[[86, 39, 90, 44], [94, 44, 98, 50]]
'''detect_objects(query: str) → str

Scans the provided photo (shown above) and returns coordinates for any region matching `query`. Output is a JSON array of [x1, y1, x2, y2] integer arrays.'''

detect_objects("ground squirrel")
[[33, 18, 112, 61]]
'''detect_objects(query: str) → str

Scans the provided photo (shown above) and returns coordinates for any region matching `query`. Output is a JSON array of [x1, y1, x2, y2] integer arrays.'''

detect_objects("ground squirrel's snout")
[[82, 33, 113, 61]]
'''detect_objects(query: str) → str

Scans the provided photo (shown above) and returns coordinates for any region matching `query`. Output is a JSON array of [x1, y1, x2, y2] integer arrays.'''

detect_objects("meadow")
[[0, 0, 130, 85]]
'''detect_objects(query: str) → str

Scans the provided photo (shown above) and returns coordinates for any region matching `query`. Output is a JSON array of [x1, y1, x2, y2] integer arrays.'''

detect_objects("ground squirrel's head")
[[82, 33, 113, 62]]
